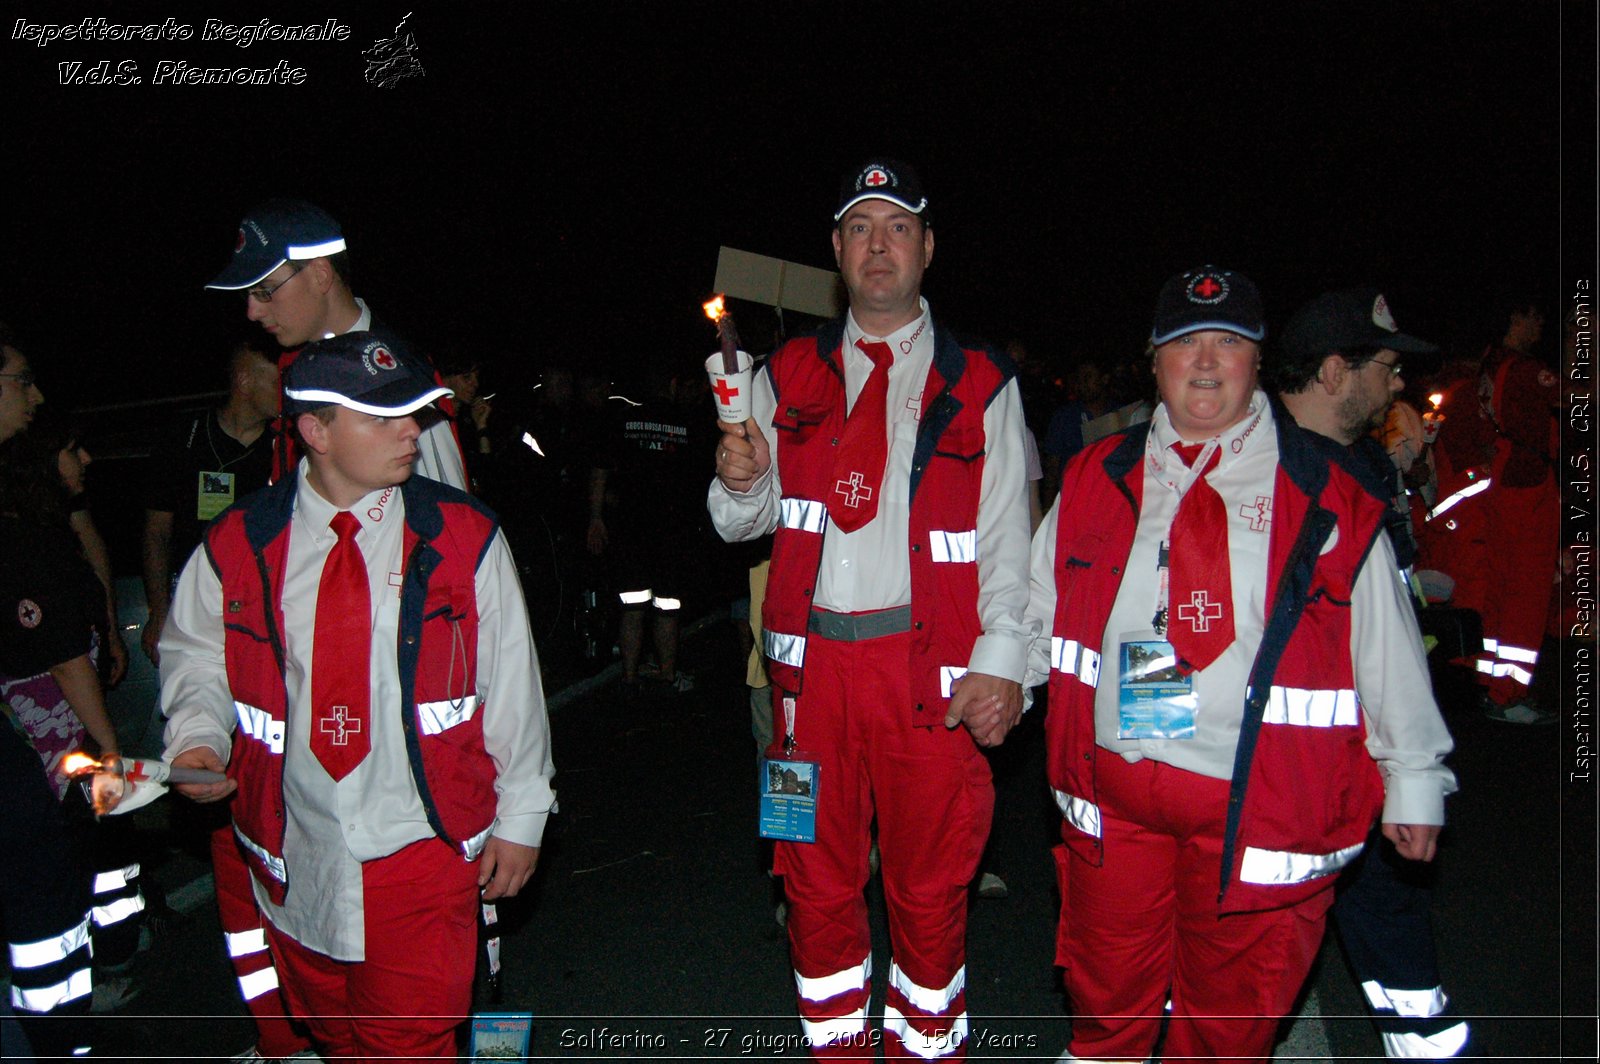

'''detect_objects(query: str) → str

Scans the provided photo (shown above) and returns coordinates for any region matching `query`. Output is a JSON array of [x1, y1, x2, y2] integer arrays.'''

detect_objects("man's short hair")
[[1268, 342, 1386, 394]]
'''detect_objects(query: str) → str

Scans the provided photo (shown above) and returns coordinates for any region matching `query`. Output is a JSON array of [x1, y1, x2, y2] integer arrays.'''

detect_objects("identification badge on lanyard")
[[760, 695, 818, 842], [196, 470, 237, 521], [1116, 630, 1197, 739]]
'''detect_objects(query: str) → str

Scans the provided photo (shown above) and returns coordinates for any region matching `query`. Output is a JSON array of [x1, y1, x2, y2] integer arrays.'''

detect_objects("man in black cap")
[[205, 199, 467, 490], [1275, 288, 1470, 1059], [1026, 268, 1455, 1062], [711, 160, 1033, 1059], [158, 331, 554, 1060]]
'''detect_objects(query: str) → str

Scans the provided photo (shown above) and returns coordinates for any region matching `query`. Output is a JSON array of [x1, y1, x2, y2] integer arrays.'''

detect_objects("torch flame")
[[61, 751, 101, 776], [1428, 393, 1443, 409], [702, 294, 727, 322]]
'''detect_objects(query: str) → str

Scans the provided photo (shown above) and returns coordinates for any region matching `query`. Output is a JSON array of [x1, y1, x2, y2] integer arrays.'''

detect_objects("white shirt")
[[161, 463, 555, 959], [708, 300, 1035, 683], [1025, 393, 1455, 826]]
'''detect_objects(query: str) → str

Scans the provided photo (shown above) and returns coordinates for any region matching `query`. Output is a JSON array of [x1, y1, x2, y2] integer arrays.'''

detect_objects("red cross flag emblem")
[[864, 167, 890, 188], [372, 347, 397, 370], [1187, 273, 1228, 304]]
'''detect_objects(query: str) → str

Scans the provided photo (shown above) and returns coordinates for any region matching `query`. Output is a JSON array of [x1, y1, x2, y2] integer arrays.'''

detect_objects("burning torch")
[[63, 751, 227, 816], [1421, 391, 1445, 446], [702, 295, 754, 425]]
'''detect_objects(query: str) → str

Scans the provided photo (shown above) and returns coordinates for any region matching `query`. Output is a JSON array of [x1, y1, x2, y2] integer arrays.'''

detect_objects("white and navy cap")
[[206, 199, 347, 290], [283, 331, 452, 417], [1150, 266, 1266, 345], [834, 159, 929, 222]]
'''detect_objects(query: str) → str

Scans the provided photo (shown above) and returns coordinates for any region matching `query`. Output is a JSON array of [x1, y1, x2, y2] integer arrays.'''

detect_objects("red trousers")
[[1058, 755, 1332, 1064], [264, 837, 479, 1060], [772, 629, 993, 1060], [213, 824, 313, 1059]]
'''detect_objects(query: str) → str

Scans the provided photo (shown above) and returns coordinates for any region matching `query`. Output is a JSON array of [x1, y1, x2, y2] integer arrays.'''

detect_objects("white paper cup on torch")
[[706, 349, 755, 425]]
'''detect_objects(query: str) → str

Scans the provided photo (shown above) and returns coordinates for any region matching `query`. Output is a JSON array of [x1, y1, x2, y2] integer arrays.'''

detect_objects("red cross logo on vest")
[[319, 705, 363, 746], [310, 511, 372, 780], [1240, 494, 1272, 532], [864, 168, 889, 188], [712, 377, 740, 407], [826, 339, 894, 533], [1177, 590, 1225, 632]]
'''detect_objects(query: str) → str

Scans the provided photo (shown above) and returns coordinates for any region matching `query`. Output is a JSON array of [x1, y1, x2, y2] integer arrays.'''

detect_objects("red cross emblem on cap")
[[372, 348, 397, 370], [864, 168, 889, 187], [235, 229, 247, 253], [1191, 275, 1223, 300]]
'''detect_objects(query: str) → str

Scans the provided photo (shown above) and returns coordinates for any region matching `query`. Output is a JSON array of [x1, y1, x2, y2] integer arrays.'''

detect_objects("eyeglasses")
[[245, 263, 305, 303], [1367, 357, 1404, 378], [0, 371, 37, 389]]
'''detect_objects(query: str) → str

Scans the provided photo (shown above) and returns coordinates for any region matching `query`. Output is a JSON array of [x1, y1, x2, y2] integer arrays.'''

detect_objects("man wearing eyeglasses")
[[0, 331, 44, 444], [1274, 288, 1470, 1060], [205, 199, 467, 492]]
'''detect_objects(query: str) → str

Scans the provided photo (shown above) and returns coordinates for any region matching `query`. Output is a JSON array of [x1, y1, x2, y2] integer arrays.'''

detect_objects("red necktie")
[[827, 339, 894, 533], [310, 511, 371, 781], [1167, 443, 1236, 673]]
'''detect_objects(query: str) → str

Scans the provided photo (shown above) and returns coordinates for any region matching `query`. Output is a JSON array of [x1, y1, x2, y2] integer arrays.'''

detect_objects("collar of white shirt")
[[843, 297, 932, 364], [1147, 388, 1275, 488]]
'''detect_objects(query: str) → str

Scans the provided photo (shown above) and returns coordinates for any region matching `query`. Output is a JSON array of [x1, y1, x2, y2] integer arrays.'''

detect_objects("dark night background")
[[2, 0, 1594, 404]]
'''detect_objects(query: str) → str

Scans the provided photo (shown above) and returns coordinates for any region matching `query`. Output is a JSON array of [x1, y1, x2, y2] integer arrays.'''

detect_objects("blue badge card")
[[759, 757, 819, 843], [470, 1011, 532, 1059], [1117, 636, 1197, 740]]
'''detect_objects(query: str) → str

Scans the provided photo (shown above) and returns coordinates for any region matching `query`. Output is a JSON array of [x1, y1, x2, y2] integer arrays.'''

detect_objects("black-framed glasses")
[[0, 371, 37, 389], [1367, 357, 1404, 378], [245, 263, 305, 303]]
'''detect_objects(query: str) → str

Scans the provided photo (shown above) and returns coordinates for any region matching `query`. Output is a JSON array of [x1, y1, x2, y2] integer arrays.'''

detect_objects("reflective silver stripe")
[[883, 1004, 968, 1059], [1494, 642, 1539, 664], [1482, 637, 1499, 652], [234, 700, 286, 755], [1474, 658, 1495, 675], [1239, 839, 1364, 885], [238, 965, 280, 1002], [1424, 478, 1491, 521], [418, 695, 480, 736], [653, 596, 682, 611], [11, 968, 92, 1013], [801, 1007, 867, 1048], [1485, 661, 1534, 685], [780, 497, 828, 534], [287, 237, 346, 259], [618, 589, 652, 605], [795, 955, 871, 1003], [889, 961, 965, 1014], [1264, 686, 1360, 727], [9, 917, 91, 970], [939, 666, 968, 698], [92, 863, 139, 894], [1050, 637, 1101, 687], [92, 894, 146, 927], [765, 629, 806, 669], [1379, 1022, 1470, 1059], [460, 819, 497, 861], [928, 529, 977, 563], [234, 826, 288, 884], [1053, 789, 1102, 839], [1361, 980, 1448, 1018], [225, 929, 268, 958]]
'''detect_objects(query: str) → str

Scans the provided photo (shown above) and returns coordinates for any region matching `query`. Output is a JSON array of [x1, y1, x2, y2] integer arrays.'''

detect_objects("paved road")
[[58, 615, 1591, 1060]]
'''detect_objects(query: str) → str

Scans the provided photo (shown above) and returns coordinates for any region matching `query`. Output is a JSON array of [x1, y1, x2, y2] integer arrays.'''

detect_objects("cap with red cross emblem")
[[284, 329, 453, 418], [835, 158, 929, 222], [1150, 265, 1266, 345]]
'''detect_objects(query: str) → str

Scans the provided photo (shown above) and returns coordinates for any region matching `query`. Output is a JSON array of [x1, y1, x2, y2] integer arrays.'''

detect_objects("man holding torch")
[[709, 160, 1034, 1059]]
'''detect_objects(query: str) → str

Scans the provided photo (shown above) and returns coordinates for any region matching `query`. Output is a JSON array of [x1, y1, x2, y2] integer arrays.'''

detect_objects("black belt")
[[807, 606, 913, 642]]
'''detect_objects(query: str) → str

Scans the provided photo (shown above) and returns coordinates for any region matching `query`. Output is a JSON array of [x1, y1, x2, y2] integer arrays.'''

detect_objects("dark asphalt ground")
[[46, 616, 1597, 1061]]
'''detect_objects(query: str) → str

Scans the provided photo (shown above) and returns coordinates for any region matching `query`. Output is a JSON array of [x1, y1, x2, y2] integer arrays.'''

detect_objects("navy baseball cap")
[[1150, 267, 1266, 345], [283, 331, 452, 417], [1279, 287, 1439, 361], [206, 199, 347, 290], [834, 159, 929, 221]]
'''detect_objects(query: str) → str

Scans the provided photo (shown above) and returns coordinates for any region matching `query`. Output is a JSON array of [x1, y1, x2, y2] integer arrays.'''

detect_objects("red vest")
[[204, 473, 500, 903], [761, 320, 1010, 726], [1046, 411, 1388, 912]]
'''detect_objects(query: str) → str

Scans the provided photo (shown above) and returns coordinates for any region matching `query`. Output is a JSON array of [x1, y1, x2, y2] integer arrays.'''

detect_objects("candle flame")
[[702, 295, 727, 322], [1428, 392, 1443, 408], [62, 752, 101, 776]]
